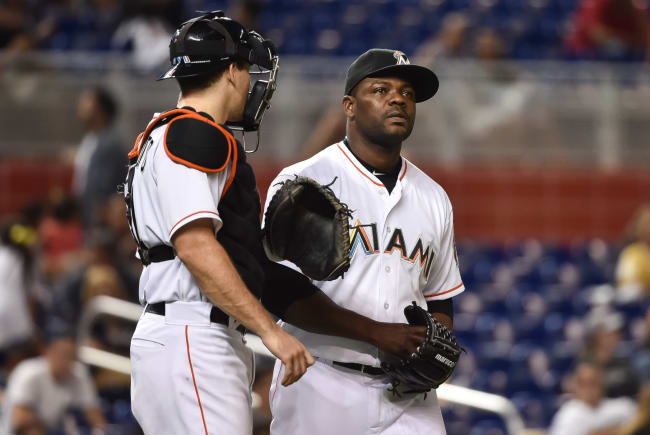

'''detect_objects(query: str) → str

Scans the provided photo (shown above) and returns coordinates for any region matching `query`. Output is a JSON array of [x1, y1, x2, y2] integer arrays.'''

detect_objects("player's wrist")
[[364, 319, 385, 347], [257, 320, 283, 340]]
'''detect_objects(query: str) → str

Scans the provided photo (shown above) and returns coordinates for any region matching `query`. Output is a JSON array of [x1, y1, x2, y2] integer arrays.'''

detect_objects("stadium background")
[[1, 0, 650, 433]]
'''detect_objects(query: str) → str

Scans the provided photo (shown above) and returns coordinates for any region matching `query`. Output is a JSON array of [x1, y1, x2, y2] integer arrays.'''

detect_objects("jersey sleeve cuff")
[[169, 210, 222, 238], [423, 282, 465, 301]]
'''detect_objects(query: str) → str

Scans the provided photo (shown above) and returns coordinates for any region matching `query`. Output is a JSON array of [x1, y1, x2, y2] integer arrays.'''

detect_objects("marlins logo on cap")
[[393, 50, 410, 65]]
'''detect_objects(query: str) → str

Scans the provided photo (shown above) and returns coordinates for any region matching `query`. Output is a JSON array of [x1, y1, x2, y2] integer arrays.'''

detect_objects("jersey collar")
[[336, 140, 408, 188]]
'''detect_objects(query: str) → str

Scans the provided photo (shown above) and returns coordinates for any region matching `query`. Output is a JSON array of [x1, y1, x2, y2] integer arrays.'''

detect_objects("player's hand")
[[261, 327, 314, 386], [370, 322, 426, 360]]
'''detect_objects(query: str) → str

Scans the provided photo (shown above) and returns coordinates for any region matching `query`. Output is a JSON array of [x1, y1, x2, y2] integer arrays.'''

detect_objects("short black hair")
[[176, 59, 248, 96], [92, 86, 118, 122]]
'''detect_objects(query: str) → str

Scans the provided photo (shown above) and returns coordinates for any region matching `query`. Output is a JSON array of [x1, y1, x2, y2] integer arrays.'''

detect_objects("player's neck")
[[346, 131, 402, 173], [177, 87, 231, 125]]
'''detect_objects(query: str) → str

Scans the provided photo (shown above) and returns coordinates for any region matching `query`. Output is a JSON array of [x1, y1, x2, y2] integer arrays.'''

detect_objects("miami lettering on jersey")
[[349, 220, 435, 280]]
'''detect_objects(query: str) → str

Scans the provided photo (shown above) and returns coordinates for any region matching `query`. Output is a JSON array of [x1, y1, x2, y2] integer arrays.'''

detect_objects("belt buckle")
[[360, 364, 368, 374]]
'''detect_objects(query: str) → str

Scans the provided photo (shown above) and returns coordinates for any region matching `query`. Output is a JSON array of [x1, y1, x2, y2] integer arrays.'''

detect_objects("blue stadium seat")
[[543, 312, 566, 341], [514, 315, 546, 342], [475, 312, 499, 341]]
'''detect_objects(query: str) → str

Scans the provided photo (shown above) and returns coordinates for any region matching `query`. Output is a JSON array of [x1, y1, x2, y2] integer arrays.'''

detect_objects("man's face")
[[574, 365, 604, 408], [47, 337, 77, 381], [347, 75, 416, 146], [77, 90, 96, 127]]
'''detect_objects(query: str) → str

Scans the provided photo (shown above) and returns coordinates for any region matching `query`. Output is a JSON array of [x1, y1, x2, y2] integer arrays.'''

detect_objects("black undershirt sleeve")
[[427, 298, 453, 319], [261, 259, 321, 319]]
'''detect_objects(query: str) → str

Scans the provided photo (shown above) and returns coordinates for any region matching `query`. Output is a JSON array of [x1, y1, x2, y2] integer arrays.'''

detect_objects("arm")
[[262, 259, 425, 360], [173, 219, 313, 385], [11, 404, 43, 435], [427, 298, 453, 330], [282, 291, 425, 360], [85, 407, 106, 430]]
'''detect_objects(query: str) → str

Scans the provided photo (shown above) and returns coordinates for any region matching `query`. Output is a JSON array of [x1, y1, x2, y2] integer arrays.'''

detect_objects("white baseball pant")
[[130, 301, 254, 435], [269, 358, 446, 435]]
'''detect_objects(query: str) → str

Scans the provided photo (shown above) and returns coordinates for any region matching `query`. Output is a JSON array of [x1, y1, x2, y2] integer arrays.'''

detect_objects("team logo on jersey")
[[393, 50, 410, 65], [349, 220, 435, 280]]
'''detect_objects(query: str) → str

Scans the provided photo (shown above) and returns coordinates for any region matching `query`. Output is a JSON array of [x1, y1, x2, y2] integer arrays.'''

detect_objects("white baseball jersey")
[[128, 111, 254, 435], [130, 112, 230, 305], [264, 141, 464, 367], [265, 141, 463, 435]]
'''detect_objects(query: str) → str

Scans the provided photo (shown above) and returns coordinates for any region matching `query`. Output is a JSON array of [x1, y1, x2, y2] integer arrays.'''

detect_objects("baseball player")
[[264, 49, 464, 434], [124, 12, 313, 435]]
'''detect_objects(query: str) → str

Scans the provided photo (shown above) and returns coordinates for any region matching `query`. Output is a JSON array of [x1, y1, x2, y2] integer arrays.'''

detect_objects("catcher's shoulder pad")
[[163, 114, 236, 173]]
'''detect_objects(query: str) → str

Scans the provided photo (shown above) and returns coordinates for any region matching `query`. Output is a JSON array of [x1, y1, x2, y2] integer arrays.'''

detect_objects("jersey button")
[[385, 266, 391, 273], [384, 303, 389, 310]]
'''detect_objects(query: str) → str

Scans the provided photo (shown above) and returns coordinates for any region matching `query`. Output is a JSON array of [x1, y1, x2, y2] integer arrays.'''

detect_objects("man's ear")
[[342, 95, 355, 120], [226, 62, 239, 87]]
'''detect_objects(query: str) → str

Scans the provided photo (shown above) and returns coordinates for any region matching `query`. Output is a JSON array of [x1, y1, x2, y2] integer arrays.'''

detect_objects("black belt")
[[145, 302, 245, 334], [140, 245, 176, 266], [332, 361, 384, 376]]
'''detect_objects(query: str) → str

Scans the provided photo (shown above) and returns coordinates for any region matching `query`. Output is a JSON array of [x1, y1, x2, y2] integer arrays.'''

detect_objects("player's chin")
[[383, 122, 413, 141]]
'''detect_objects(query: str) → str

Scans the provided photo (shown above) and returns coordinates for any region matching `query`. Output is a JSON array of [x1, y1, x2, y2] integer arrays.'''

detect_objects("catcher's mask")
[[158, 10, 278, 152]]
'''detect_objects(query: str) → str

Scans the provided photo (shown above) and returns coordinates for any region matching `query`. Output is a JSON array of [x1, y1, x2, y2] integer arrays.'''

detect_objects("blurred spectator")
[[565, 0, 649, 61], [0, 206, 43, 377], [95, 193, 139, 280], [73, 87, 126, 229], [632, 307, 650, 384], [414, 12, 470, 63], [548, 362, 636, 435], [111, 0, 180, 72], [620, 384, 650, 435], [0, 0, 28, 49], [581, 310, 641, 398], [299, 105, 346, 160], [38, 196, 83, 282], [48, 213, 136, 392], [228, 0, 264, 32], [474, 28, 507, 62], [616, 203, 650, 299], [0, 333, 105, 435], [53, 226, 134, 330], [424, 27, 533, 164]]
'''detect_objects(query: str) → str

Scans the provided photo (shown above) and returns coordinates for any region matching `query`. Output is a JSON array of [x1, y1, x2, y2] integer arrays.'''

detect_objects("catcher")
[[261, 48, 464, 435]]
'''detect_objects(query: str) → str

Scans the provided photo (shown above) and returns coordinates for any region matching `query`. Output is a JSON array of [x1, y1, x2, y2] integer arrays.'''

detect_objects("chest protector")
[[122, 108, 265, 298]]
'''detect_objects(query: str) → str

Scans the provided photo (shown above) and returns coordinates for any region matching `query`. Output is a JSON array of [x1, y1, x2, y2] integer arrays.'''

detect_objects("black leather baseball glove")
[[381, 302, 463, 394], [262, 176, 352, 281]]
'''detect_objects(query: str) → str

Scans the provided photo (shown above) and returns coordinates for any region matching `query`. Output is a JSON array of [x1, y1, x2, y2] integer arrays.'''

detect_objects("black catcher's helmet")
[[158, 10, 276, 80]]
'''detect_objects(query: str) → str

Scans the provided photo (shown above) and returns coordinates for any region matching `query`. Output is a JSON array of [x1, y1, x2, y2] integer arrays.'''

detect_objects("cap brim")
[[367, 64, 439, 102]]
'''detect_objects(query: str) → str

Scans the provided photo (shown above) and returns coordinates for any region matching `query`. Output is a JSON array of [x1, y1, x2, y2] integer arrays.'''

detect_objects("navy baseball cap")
[[344, 49, 439, 103]]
